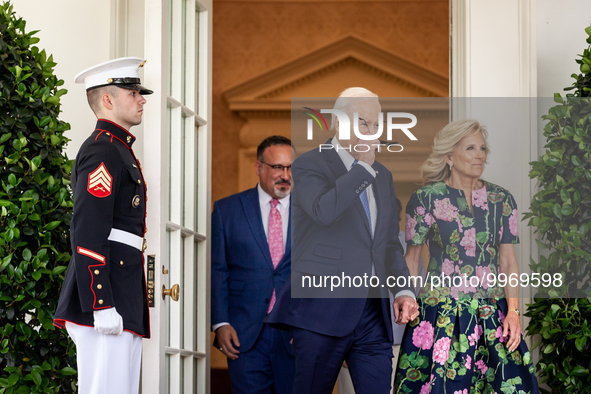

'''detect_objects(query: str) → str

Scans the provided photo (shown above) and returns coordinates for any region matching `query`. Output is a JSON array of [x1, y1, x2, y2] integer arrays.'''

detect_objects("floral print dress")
[[394, 181, 539, 394]]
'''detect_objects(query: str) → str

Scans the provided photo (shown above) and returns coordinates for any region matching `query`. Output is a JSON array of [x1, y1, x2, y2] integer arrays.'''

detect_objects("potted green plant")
[[524, 25, 591, 394], [0, 2, 77, 392]]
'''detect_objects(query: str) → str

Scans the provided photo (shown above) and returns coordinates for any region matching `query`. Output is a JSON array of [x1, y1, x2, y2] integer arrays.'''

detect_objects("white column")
[[451, 0, 538, 349]]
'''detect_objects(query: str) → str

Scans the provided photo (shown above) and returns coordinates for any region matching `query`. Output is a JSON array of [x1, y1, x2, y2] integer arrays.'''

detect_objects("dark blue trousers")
[[291, 298, 394, 394], [227, 323, 295, 394]]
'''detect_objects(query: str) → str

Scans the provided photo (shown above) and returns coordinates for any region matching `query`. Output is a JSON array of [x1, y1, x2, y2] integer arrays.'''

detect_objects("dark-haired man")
[[211, 136, 295, 393], [54, 57, 151, 394]]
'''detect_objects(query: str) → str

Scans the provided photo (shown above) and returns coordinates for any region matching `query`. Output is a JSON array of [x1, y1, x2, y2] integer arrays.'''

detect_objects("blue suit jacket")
[[268, 142, 413, 341], [211, 186, 292, 353]]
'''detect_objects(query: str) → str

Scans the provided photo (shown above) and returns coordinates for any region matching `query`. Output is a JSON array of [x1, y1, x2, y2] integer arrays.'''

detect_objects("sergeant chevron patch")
[[88, 163, 113, 198]]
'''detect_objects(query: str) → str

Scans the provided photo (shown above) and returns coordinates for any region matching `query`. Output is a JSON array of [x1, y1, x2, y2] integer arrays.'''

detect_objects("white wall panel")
[[13, 0, 113, 159], [536, 0, 591, 154], [537, 0, 591, 97], [451, 0, 537, 351]]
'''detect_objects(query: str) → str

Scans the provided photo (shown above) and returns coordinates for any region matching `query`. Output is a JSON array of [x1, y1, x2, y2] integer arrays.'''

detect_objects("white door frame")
[[450, 0, 538, 349], [141, 0, 212, 392]]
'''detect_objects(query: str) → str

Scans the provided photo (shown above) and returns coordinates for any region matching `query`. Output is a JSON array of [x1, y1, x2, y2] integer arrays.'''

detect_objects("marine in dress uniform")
[[53, 57, 152, 394]]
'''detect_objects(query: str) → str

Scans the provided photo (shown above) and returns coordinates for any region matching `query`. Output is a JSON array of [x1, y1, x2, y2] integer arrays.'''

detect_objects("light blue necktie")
[[352, 160, 373, 239]]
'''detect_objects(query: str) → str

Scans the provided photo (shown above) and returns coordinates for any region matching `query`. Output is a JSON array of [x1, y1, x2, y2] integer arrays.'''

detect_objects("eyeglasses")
[[259, 161, 292, 172], [358, 117, 399, 144], [358, 117, 375, 131], [359, 117, 389, 132]]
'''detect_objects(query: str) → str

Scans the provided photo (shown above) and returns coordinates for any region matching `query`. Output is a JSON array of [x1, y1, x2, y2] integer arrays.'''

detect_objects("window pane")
[[167, 230, 172, 347], [167, 0, 173, 95], [194, 9, 200, 112], [182, 118, 195, 230], [194, 126, 199, 228], [180, 234, 186, 349], [181, 0, 186, 104], [165, 355, 171, 394], [169, 229, 181, 348], [167, 106, 172, 220], [170, 108, 182, 224], [181, 115, 186, 227], [194, 239, 199, 351]]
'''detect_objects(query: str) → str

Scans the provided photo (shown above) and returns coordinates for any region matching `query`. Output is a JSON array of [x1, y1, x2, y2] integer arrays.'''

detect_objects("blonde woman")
[[394, 120, 539, 394]]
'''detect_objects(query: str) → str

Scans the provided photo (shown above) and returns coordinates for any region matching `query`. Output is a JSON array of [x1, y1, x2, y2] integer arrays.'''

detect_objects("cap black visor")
[[87, 83, 154, 95], [118, 83, 154, 95]]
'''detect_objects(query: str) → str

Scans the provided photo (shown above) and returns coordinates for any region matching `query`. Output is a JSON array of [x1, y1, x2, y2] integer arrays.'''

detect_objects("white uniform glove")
[[93, 307, 124, 335]]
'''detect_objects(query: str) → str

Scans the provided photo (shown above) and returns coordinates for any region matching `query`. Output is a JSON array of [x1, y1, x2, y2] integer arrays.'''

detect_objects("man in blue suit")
[[211, 136, 295, 393], [268, 88, 419, 393]]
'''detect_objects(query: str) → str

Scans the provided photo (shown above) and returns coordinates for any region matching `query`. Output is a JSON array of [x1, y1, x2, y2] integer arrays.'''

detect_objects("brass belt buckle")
[[141, 238, 147, 252]]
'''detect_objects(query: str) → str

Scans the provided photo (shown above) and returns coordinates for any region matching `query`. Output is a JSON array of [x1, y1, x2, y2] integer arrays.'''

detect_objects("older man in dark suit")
[[268, 88, 419, 394]]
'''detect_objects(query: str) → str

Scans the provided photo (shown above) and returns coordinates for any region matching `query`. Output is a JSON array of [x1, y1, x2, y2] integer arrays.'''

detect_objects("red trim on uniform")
[[131, 146, 151, 337], [109, 133, 129, 149], [88, 259, 112, 310], [95, 129, 109, 141], [96, 128, 124, 147], [97, 119, 136, 139], [53, 319, 93, 330], [129, 149, 147, 237], [77, 247, 105, 263], [95, 125, 134, 149], [77, 247, 111, 310], [95, 127, 131, 149], [141, 253, 151, 338], [53, 319, 148, 337]]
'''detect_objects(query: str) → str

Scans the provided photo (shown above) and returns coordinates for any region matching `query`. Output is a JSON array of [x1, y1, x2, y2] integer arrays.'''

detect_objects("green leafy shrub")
[[0, 2, 77, 392], [524, 25, 591, 394]]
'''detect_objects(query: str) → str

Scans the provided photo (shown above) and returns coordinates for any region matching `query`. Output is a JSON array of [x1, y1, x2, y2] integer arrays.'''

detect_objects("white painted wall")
[[12, 0, 148, 163], [537, 0, 591, 97], [451, 1, 538, 320], [536, 0, 591, 154], [12, 0, 113, 159]]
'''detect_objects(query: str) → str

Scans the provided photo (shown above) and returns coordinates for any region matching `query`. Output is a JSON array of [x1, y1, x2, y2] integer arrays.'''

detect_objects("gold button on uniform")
[[120, 261, 124, 266], [98, 299, 104, 305], [94, 269, 100, 275], [97, 284, 102, 289], [138, 179, 141, 184]]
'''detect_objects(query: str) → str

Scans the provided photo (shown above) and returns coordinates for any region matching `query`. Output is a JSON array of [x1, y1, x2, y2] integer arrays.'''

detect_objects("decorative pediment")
[[223, 35, 448, 114]]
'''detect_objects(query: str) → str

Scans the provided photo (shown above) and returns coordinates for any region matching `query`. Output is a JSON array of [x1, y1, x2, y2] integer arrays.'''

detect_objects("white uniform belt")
[[108, 228, 146, 251]]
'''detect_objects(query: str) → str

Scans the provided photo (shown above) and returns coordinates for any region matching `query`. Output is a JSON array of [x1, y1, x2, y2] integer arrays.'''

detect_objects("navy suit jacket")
[[268, 142, 413, 341], [211, 186, 292, 353]]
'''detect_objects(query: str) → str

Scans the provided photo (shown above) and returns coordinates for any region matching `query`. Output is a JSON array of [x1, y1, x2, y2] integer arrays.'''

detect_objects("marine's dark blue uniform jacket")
[[54, 119, 150, 337]]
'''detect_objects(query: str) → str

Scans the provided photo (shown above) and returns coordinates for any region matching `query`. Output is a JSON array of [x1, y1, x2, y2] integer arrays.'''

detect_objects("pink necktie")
[[267, 198, 283, 313]]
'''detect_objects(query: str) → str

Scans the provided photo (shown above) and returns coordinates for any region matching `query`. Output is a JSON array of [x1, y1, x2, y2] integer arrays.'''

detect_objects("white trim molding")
[[450, 0, 539, 354]]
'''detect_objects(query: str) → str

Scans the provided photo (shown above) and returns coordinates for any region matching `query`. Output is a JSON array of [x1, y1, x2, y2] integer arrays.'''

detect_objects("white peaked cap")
[[74, 57, 153, 95]]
